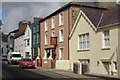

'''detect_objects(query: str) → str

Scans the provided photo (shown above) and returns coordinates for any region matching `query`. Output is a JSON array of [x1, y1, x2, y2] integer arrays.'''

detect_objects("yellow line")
[[0, 72, 6, 80]]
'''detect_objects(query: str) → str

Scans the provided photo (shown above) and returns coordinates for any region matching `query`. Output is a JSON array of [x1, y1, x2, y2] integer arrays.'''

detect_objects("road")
[[1, 61, 72, 80]]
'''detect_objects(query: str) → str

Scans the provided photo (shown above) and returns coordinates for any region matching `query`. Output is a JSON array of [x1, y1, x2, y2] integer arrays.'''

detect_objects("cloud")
[[2, 2, 69, 34]]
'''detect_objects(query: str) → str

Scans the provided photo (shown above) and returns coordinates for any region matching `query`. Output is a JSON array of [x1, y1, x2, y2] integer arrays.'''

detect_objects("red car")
[[19, 58, 35, 68]]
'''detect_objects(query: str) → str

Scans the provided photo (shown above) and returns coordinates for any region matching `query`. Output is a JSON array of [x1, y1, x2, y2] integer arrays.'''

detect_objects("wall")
[[14, 35, 25, 58]]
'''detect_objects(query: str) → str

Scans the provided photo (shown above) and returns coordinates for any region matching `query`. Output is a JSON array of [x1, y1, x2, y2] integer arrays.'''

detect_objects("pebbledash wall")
[[69, 7, 120, 75]]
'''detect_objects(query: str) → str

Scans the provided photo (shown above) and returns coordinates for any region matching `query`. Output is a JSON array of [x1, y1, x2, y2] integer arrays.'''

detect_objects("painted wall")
[[14, 35, 25, 58], [69, 14, 118, 75], [24, 25, 31, 57]]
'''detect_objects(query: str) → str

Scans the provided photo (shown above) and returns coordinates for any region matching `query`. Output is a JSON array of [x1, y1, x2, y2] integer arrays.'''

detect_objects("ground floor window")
[[59, 48, 64, 60], [113, 62, 117, 71]]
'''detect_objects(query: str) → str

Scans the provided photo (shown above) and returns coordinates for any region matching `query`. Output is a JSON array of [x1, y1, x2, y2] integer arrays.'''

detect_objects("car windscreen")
[[13, 54, 21, 57], [2, 56, 7, 58], [22, 59, 32, 62]]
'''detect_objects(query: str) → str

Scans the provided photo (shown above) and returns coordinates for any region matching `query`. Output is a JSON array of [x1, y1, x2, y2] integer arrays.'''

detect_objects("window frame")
[[52, 17, 55, 29], [103, 30, 110, 48], [59, 12, 64, 26], [45, 21, 48, 32], [78, 33, 89, 50], [59, 29, 64, 42], [59, 47, 64, 60], [45, 34, 48, 45]]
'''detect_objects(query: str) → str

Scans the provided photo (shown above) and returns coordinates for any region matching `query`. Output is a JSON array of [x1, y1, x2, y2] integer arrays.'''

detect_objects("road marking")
[[0, 72, 6, 80]]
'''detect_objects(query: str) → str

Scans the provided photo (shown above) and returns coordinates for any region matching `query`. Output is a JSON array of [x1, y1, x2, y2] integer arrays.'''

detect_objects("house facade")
[[24, 25, 31, 58], [31, 17, 41, 60], [69, 6, 120, 76], [40, 2, 107, 69], [7, 29, 19, 52], [14, 20, 31, 58], [14, 32, 25, 58]]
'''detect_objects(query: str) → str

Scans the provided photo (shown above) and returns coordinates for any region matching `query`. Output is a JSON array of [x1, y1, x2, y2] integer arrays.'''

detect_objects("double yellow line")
[[0, 72, 6, 80]]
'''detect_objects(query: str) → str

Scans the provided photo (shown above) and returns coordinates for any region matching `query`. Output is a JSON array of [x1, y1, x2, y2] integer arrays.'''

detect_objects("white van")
[[7, 52, 22, 64]]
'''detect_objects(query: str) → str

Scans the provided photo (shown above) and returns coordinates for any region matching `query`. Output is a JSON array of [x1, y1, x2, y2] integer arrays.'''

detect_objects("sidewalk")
[[84, 73, 120, 80], [36, 67, 98, 79]]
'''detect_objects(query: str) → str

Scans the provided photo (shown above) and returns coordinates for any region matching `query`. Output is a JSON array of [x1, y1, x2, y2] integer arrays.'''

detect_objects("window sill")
[[51, 28, 55, 30], [59, 24, 63, 27], [77, 49, 90, 52], [59, 41, 63, 43], [101, 47, 110, 50], [45, 44, 48, 46]]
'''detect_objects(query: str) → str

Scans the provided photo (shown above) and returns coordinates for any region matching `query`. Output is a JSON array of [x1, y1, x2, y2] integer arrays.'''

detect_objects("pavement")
[[36, 67, 99, 79], [36, 67, 120, 79]]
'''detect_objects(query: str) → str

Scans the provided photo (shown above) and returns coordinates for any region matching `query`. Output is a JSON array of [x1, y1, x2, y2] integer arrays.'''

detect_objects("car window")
[[13, 54, 21, 57], [23, 59, 32, 62]]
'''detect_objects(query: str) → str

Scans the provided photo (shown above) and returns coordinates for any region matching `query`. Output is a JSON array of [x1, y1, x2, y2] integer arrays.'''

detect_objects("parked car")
[[7, 52, 22, 64], [2, 55, 7, 61], [19, 58, 35, 68]]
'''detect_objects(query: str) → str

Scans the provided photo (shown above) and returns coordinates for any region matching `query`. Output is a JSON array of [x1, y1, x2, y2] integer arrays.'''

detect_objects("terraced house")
[[69, 5, 120, 76], [39, 2, 107, 69], [31, 17, 41, 60]]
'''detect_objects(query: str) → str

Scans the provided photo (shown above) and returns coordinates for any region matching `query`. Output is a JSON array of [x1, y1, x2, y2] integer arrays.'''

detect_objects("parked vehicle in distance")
[[19, 58, 35, 68], [7, 52, 22, 64], [2, 55, 7, 61]]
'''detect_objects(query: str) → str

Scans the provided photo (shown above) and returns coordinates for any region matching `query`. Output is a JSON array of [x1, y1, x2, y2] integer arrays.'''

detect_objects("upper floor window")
[[34, 26, 36, 32], [45, 21, 48, 31], [37, 25, 39, 31], [34, 34, 36, 44], [52, 17, 55, 29], [28, 30, 29, 36], [45, 34, 48, 45], [78, 33, 89, 50], [59, 13, 63, 26], [37, 33, 40, 43], [27, 39, 29, 46], [103, 30, 110, 48], [52, 32, 55, 37], [59, 29, 63, 42]]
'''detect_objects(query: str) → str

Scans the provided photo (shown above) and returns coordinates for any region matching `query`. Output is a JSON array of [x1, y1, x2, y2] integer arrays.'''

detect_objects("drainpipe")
[[118, 25, 120, 78], [68, 7, 70, 60]]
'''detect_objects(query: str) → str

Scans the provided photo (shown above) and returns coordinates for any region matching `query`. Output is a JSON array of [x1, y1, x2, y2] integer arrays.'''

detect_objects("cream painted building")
[[69, 6, 120, 76]]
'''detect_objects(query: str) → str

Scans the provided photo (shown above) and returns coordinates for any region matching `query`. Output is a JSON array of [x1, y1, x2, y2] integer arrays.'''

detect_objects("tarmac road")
[[1, 61, 71, 80]]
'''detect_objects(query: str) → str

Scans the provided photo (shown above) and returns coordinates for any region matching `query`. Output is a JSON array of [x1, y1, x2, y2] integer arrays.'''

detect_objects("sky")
[[1, 1, 72, 34], [1, 0, 120, 34]]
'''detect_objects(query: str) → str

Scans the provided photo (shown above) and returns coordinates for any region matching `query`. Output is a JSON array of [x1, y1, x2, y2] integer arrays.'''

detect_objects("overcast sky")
[[1, 0, 120, 34], [1, 1, 72, 34]]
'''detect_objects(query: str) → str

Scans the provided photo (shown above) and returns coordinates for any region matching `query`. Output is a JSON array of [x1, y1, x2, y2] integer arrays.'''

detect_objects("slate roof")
[[14, 31, 25, 39], [99, 6, 120, 27], [82, 5, 120, 28], [40, 2, 107, 22]]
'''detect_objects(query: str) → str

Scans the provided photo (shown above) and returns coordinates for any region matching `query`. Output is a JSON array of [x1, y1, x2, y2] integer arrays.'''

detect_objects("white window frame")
[[52, 31, 55, 37], [45, 21, 48, 31], [59, 12, 63, 26], [78, 33, 89, 50], [59, 47, 64, 60], [103, 30, 110, 48], [59, 29, 64, 42], [52, 17, 55, 29], [45, 34, 48, 45]]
